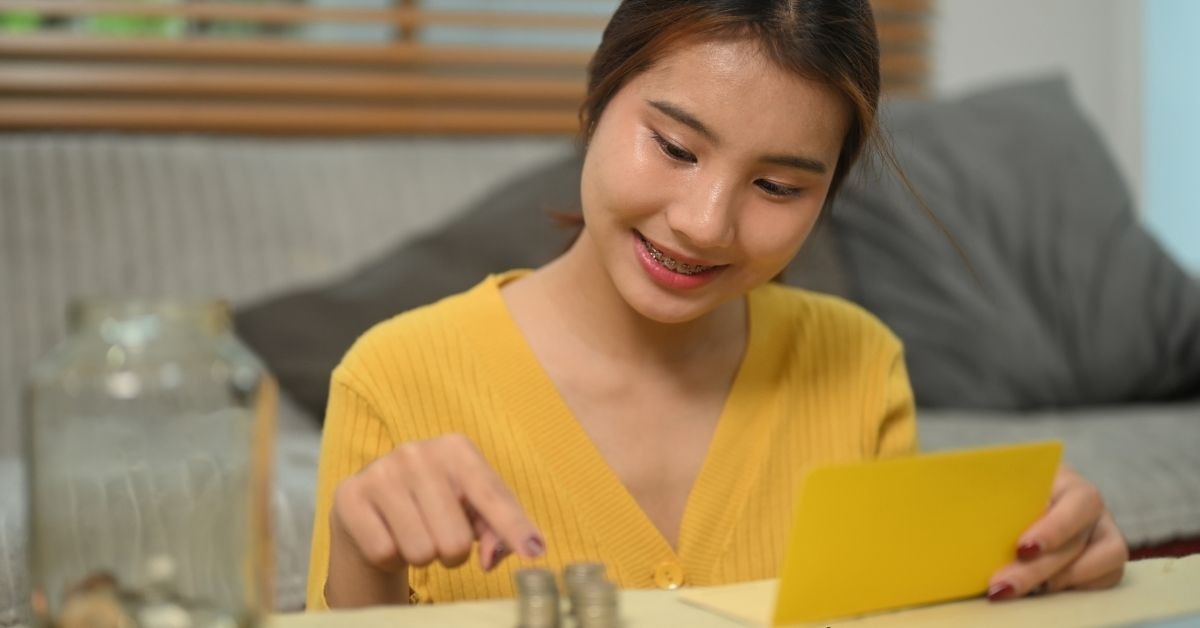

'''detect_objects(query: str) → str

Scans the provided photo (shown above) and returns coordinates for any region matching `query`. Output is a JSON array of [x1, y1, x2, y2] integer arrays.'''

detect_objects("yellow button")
[[653, 560, 685, 590]]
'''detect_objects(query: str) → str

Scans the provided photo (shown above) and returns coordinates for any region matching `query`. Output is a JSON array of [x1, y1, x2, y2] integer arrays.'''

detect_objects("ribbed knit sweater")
[[306, 270, 916, 607]]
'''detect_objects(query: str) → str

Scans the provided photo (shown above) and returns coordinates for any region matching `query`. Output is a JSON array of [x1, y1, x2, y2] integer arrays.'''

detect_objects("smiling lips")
[[638, 233, 717, 275], [633, 230, 727, 290]]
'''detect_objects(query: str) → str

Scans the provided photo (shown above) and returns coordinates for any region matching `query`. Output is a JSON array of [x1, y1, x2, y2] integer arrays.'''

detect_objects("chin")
[[633, 300, 710, 325], [613, 271, 728, 325]]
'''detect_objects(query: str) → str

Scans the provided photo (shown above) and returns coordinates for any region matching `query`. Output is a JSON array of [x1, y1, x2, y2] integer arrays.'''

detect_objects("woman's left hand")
[[987, 464, 1129, 601]]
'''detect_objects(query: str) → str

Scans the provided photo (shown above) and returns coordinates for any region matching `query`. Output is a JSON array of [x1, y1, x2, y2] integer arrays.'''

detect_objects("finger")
[[404, 450, 477, 568], [1045, 514, 1129, 593], [1072, 564, 1126, 591], [476, 525, 510, 571], [1017, 468, 1105, 558], [988, 528, 1089, 600], [446, 437, 545, 559], [369, 481, 440, 568], [332, 482, 406, 572], [465, 505, 511, 571]]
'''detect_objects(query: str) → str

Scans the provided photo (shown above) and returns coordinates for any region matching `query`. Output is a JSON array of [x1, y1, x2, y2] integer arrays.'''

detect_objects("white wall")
[[932, 0, 1144, 209]]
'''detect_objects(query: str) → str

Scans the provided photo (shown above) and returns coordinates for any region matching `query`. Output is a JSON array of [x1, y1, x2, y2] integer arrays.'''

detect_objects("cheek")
[[739, 204, 823, 266], [582, 137, 674, 225]]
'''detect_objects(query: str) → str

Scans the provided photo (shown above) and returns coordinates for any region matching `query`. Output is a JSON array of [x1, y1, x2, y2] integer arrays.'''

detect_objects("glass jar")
[[24, 301, 274, 628]]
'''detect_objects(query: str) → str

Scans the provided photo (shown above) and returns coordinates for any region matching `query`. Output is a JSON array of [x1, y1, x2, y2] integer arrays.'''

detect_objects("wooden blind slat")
[[881, 53, 928, 77], [0, 0, 610, 29], [0, 0, 932, 134], [0, 63, 586, 102], [0, 0, 924, 34], [0, 98, 580, 134], [0, 34, 921, 74], [877, 21, 928, 47], [0, 35, 595, 67]]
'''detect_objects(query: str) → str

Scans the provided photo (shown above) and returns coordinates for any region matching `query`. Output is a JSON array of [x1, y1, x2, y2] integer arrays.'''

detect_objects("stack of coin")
[[563, 562, 618, 627], [514, 568, 560, 628], [563, 561, 606, 611], [571, 579, 619, 628]]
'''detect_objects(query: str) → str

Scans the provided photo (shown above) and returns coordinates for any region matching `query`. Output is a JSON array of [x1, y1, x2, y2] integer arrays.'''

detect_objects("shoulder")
[[332, 275, 498, 396], [749, 284, 914, 457], [754, 282, 901, 352], [750, 283, 903, 383]]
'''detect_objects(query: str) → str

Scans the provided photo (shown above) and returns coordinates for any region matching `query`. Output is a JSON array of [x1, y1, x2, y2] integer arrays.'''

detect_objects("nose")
[[665, 176, 737, 251]]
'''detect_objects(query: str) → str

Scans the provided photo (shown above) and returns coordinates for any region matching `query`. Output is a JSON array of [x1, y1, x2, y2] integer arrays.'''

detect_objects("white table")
[[272, 555, 1200, 627]]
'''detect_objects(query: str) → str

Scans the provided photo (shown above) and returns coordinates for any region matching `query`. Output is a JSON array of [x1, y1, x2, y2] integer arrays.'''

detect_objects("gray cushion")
[[831, 77, 1200, 409], [237, 78, 1200, 420], [233, 154, 583, 421]]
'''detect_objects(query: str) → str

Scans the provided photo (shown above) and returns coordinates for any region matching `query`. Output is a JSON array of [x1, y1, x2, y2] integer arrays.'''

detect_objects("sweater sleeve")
[[876, 344, 918, 458], [305, 371, 396, 611]]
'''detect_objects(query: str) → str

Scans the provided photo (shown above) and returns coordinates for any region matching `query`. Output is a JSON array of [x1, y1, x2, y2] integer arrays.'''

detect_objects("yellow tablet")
[[773, 441, 1062, 625]]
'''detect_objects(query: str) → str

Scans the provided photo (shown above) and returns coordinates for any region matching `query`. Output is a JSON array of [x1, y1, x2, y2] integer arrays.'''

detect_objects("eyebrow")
[[648, 99, 720, 143], [646, 99, 829, 175], [761, 153, 828, 175]]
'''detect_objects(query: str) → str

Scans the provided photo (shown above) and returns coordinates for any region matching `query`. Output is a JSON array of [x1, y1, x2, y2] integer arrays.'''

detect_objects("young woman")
[[307, 0, 1128, 609]]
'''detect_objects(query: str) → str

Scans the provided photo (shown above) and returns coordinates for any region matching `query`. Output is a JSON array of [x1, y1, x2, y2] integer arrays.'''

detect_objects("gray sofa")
[[1, 78, 1197, 625]]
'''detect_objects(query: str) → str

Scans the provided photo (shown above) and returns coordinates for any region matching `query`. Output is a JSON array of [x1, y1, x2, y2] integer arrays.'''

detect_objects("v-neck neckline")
[[468, 271, 778, 584]]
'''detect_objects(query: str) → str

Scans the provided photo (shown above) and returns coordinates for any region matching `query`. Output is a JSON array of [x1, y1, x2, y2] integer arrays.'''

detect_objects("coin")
[[563, 562, 606, 587], [514, 568, 561, 628], [563, 562, 614, 626], [573, 579, 619, 628]]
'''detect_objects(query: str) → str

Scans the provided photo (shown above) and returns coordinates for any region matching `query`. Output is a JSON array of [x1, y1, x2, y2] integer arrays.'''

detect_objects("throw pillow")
[[831, 77, 1200, 409], [233, 154, 582, 421]]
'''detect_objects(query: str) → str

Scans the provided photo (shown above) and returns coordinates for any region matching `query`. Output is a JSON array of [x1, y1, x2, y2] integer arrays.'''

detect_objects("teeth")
[[641, 235, 712, 275]]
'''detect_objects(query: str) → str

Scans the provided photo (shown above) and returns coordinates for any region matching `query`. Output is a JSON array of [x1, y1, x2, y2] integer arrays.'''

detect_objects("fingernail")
[[524, 536, 546, 558], [987, 582, 1016, 602], [1017, 541, 1042, 560], [490, 543, 509, 568], [481, 543, 507, 572]]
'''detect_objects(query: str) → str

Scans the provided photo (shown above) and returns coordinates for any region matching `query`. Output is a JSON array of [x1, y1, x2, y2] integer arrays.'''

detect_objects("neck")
[[533, 232, 747, 369]]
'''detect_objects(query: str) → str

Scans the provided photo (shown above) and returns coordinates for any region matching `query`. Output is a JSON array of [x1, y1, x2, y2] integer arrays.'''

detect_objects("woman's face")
[[579, 37, 851, 324]]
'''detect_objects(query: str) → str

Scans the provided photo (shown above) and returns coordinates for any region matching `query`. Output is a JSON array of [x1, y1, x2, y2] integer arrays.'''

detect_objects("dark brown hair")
[[580, 0, 882, 212]]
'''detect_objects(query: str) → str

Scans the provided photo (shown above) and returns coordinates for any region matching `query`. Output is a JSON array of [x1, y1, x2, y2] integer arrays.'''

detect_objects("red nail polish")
[[987, 583, 1016, 602], [524, 536, 546, 558], [491, 543, 508, 567], [1017, 541, 1041, 560]]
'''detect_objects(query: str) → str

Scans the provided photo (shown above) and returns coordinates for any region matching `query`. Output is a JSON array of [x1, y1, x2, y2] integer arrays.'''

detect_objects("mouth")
[[635, 231, 724, 276]]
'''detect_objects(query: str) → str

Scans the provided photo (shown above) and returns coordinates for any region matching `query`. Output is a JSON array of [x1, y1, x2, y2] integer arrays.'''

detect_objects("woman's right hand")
[[326, 433, 545, 607]]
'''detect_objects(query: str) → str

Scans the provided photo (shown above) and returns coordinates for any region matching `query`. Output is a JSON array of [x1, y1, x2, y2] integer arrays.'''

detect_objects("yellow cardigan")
[[307, 270, 916, 607]]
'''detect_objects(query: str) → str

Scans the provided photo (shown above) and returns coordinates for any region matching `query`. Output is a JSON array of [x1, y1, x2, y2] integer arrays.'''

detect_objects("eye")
[[755, 179, 802, 198], [650, 132, 697, 164]]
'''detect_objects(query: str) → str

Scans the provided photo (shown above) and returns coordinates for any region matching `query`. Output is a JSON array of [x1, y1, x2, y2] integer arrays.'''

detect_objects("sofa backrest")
[[0, 133, 575, 457]]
